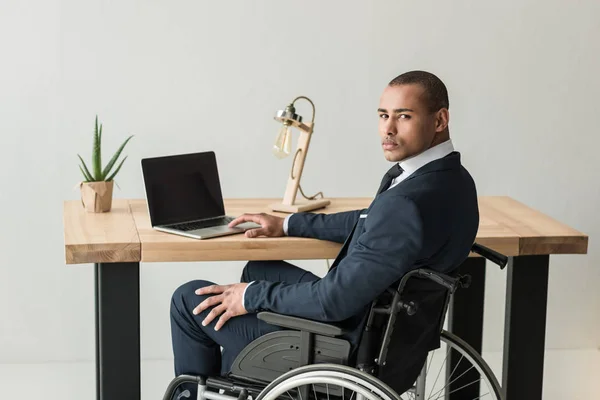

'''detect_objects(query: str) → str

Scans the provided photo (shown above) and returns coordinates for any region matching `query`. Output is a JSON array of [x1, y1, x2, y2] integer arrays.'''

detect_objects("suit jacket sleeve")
[[244, 196, 423, 321], [287, 209, 367, 243]]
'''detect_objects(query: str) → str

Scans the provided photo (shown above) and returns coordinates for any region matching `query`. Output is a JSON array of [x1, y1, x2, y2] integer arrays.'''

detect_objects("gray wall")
[[0, 0, 598, 374]]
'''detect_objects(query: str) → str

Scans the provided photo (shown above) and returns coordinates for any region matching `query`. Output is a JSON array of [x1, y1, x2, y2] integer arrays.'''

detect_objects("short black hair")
[[388, 70, 449, 112]]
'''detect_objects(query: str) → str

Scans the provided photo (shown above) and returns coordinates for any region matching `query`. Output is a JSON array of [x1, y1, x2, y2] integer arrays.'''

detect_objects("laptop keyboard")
[[169, 217, 235, 232]]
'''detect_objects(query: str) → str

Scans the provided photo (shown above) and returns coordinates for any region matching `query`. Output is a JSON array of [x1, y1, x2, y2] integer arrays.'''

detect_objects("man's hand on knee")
[[193, 283, 249, 331]]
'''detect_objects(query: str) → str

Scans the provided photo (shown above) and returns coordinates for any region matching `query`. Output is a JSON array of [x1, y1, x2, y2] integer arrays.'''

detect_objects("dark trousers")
[[170, 260, 319, 398]]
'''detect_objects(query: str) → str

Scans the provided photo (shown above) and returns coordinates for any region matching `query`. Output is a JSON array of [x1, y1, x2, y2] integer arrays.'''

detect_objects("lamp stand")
[[269, 121, 330, 213]]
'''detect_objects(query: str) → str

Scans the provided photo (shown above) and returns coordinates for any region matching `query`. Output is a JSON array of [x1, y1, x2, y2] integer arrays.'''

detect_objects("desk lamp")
[[270, 96, 330, 213]]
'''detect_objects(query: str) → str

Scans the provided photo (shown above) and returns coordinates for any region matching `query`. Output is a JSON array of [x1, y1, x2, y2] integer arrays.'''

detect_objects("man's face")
[[378, 84, 441, 162]]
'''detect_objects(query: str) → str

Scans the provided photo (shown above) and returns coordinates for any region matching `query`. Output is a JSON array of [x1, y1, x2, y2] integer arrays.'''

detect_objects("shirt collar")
[[399, 139, 455, 176]]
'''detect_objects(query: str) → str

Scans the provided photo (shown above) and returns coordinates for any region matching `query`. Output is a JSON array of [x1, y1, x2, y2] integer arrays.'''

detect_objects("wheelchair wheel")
[[256, 363, 400, 400], [402, 330, 503, 400], [255, 330, 503, 400]]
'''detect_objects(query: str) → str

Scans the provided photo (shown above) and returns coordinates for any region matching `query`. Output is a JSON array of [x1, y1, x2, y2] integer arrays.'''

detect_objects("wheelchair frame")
[[163, 243, 508, 400]]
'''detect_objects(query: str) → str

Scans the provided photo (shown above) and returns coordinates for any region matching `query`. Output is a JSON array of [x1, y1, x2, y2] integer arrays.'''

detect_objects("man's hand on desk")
[[229, 213, 285, 238], [193, 283, 249, 331]]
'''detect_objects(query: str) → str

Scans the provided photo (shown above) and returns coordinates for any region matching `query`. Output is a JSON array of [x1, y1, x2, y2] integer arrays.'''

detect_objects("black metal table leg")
[[95, 262, 141, 400], [502, 255, 549, 400], [447, 257, 486, 400]]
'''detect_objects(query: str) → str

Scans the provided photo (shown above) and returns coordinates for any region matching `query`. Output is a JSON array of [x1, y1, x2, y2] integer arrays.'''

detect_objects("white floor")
[[0, 349, 598, 399]]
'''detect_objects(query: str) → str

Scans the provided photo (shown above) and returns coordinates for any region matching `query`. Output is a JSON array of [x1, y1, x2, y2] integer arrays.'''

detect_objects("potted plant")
[[78, 115, 134, 212]]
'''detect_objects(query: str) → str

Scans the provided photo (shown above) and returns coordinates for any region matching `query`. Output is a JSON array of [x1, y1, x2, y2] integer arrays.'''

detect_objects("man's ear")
[[435, 108, 449, 132]]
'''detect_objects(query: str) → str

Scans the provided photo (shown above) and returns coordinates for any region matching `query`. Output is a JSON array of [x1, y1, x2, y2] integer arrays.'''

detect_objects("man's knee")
[[240, 260, 280, 282], [171, 280, 214, 314], [241, 261, 260, 283]]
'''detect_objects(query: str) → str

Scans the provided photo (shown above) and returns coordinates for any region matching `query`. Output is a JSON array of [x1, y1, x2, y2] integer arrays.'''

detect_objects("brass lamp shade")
[[274, 105, 303, 127]]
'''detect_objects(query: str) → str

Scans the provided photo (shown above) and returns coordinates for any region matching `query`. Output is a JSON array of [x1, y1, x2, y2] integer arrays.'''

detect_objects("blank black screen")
[[142, 151, 225, 226]]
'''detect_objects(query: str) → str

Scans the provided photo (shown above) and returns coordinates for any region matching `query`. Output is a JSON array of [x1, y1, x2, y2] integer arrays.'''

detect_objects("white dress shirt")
[[243, 139, 455, 308]]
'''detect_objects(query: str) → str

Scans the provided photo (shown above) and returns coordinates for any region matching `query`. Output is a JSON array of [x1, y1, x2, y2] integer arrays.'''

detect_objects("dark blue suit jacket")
[[245, 151, 479, 390], [245, 151, 478, 318]]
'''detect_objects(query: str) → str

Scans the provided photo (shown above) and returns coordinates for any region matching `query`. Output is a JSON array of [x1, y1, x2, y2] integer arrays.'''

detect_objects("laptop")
[[141, 151, 261, 239]]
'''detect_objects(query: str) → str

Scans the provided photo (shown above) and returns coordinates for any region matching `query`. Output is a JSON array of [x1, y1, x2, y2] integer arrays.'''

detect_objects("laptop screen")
[[142, 151, 226, 227]]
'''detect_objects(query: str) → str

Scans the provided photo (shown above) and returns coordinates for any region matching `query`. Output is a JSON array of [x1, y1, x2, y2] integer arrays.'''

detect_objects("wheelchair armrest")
[[257, 312, 344, 337]]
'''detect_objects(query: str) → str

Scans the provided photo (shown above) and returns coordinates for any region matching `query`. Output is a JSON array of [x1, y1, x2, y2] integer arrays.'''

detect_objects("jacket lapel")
[[328, 152, 462, 270]]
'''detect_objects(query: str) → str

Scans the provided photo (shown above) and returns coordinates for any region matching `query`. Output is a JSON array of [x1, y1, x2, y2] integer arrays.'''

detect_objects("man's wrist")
[[242, 281, 254, 310], [283, 214, 293, 235]]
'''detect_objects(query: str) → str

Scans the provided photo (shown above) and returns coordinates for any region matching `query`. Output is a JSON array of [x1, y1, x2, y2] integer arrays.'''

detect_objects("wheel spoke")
[[468, 392, 490, 400], [428, 365, 476, 400], [426, 352, 435, 376], [428, 352, 466, 399], [446, 378, 483, 396], [428, 346, 452, 399], [447, 354, 465, 382], [435, 365, 481, 399]]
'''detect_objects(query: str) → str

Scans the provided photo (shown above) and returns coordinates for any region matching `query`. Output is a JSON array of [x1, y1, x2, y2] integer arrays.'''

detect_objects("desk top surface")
[[63, 197, 588, 264]]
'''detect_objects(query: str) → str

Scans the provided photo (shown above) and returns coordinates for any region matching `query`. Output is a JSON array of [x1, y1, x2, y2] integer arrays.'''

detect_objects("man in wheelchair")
[[168, 71, 489, 400]]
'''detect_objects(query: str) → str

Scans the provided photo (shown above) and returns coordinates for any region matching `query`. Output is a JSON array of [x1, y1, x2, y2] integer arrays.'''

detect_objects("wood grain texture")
[[478, 196, 588, 255], [64, 197, 588, 264], [63, 199, 140, 264]]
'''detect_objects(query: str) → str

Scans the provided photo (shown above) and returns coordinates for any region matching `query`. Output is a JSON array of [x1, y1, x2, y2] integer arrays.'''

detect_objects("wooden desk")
[[63, 197, 588, 400]]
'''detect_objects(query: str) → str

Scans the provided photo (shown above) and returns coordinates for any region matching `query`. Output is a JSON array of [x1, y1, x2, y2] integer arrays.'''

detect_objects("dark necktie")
[[330, 164, 404, 270], [376, 164, 404, 195]]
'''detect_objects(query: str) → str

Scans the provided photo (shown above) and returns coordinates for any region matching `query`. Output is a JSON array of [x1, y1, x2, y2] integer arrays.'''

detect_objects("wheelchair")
[[163, 243, 508, 400]]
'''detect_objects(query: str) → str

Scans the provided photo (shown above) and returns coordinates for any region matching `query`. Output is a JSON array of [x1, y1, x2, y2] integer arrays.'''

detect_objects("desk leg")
[[447, 257, 486, 400], [502, 255, 549, 400], [95, 262, 141, 400]]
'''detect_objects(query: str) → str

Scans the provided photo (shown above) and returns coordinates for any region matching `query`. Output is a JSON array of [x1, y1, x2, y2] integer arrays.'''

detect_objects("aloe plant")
[[78, 115, 134, 182]]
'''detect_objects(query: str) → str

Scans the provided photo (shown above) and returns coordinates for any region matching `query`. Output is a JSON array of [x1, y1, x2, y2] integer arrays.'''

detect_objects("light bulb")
[[273, 124, 292, 159]]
